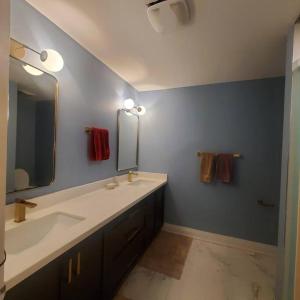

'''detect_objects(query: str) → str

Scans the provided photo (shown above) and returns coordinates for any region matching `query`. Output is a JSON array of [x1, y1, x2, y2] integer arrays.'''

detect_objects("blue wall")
[[7, 0, 137, 202], [16, 92, 37, 186], [35, 100, 55, 186], [138, 78, 284, 245]]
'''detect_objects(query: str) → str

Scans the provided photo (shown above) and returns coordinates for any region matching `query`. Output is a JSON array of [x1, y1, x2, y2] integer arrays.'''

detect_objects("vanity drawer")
[[103, 204, 145, 260], [103, 229, 145, 299]]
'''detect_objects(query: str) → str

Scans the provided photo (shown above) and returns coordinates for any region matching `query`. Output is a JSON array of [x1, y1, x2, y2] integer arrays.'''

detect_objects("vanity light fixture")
[[10, 39, 64, 73], [123, 99, 147, 116], [22, 64, 44, 76], [124, 98, 135, 110], [40, 49, 64, 72], [136, 105, 146, 116]]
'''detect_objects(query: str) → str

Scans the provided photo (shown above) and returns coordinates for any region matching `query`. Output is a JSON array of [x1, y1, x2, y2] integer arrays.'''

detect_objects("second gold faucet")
[[128, 171, 138, 182]]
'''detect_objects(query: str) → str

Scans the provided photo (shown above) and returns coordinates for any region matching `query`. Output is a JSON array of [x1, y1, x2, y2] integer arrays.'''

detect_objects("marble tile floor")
[[115, 233, 276, 300]]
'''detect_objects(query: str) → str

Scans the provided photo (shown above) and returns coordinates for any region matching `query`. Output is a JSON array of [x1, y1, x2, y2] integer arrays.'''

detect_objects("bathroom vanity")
[[4, 173, 166, 300]]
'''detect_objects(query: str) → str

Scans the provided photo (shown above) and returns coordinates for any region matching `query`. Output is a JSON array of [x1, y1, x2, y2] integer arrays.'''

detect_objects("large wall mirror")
[[117, 109, 139, 171], [7, 39, 57, 193]]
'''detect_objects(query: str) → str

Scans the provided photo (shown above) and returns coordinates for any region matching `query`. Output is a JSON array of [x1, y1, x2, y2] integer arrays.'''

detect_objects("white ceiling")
[[26, 0, 300, 91]]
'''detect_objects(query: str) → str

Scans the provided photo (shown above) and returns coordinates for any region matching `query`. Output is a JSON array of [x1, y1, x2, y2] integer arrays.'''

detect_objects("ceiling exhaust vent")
[[146, 0, 190, 33]]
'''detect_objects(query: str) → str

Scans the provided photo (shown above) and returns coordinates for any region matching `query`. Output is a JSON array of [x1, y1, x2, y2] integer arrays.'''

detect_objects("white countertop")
[[4, 172, 167, 290]]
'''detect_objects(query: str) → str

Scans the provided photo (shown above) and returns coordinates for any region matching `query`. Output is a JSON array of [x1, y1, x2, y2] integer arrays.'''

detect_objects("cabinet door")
[[103, 204, 146, 299], [154, 187, 165, 234], [60, 232, 103, 300], [5, 257, 61, 300], [144, 193, 155, 246]]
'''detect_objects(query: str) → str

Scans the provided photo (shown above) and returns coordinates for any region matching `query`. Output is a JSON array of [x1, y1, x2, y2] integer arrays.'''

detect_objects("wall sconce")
[[10, 38, 64, 73], [123, 98, 146, 116], [39, 49, 64, 72]]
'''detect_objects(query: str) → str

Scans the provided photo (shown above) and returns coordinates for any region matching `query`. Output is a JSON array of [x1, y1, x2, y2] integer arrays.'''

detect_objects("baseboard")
[[163, 223, 277, 257]]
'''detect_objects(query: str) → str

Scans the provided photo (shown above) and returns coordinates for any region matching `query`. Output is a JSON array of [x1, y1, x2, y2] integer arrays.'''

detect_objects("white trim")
[[163, 223, 277, 257], [0, 0, 9, 298]]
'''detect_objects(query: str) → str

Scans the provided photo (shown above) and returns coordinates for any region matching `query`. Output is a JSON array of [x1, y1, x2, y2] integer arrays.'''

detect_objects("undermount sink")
[[127, 179, 155, 187], [5, 212, 85, 255]]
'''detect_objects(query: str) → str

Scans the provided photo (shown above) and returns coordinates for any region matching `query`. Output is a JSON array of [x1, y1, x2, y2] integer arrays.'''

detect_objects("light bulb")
[[137, 106, 146, 115], [124, 98, 135, 110], [40, 49, 64, 72], [23, 64, 44, 76]]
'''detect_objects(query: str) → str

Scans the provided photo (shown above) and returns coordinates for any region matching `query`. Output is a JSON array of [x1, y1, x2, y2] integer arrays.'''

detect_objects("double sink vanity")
[[5, 38, 165, 300], [4, 172, 167, 300]]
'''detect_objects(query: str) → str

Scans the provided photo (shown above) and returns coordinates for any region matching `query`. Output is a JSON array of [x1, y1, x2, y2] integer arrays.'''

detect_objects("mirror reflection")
[[6, 56, 57, 193], [117, 110, 139, 171]]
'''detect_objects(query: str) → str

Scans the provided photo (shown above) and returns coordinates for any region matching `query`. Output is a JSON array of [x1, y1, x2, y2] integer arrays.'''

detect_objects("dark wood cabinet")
[[5, 186, 165, 300], [6, 230, 103, 300], [154, 187, 164, 234], [5, 256, 61, 300], [60, 232, 103, 300], [144, 193, 156, 246], [102, 203, 146, 299]]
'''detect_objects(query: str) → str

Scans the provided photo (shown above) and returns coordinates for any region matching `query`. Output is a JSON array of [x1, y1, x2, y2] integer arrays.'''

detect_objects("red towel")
[[216, 154, 234, 183], [89, 128, 110, 161]]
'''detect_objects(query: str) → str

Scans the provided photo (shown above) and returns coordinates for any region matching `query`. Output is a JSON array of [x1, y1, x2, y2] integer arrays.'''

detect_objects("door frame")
[[294, 177, 300, 299], [0, 0, 10, 298]]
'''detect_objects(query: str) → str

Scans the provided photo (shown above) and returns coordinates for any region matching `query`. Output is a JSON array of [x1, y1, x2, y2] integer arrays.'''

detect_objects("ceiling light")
[[147, 0, 190, 33], [23, 64, 44, 76], [40, 49, 64, 72], [124, 98, 135, 110]]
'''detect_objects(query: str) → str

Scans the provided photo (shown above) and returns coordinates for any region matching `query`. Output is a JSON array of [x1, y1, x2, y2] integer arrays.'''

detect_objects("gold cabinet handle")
[[76, 252, 81, 276], [67, 258, 72, 284]]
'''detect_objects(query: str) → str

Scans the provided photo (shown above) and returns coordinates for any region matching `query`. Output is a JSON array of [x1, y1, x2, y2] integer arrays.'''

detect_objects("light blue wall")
[[138, 78, 284, 245], [16, 92, 37, 186], [7, 0, 137, 202], [35, 100, 55, 186]]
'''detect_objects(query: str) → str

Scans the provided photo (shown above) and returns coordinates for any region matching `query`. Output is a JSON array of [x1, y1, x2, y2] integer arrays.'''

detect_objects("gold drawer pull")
[[127, 227, 140, 242], [68, 258, 72, 284], [76, 252, 81, 276]]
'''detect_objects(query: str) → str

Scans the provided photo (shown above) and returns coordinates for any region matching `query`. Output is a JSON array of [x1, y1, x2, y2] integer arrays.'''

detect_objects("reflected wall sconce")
[[123, 98, 146, 116], [22, 64, 44, 76], [10, 38, 64, 73]]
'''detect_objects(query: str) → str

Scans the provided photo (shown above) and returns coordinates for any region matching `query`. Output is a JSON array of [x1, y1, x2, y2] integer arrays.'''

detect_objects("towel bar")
[[85, 127, 92, 134], [257, 200, 275, 208], [197, 152, 241, 158]]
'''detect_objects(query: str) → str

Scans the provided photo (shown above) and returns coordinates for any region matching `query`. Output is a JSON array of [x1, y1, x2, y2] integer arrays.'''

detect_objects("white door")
[[0, 0, 10, 298]]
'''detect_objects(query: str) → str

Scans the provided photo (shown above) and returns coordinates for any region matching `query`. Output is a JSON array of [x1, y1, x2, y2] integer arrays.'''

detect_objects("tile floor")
[[116, 232, 276, 300]]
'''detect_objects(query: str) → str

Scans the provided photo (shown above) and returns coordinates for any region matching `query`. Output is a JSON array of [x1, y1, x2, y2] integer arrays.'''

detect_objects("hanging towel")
[[200, 153, 215, 183], [216, 154, 234, 183], [89, 128, 110, 161]]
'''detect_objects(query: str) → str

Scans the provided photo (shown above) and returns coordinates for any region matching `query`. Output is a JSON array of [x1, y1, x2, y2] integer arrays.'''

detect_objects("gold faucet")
[[128, 171, 138, 182], [14, 198, 37, 223]]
